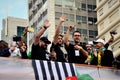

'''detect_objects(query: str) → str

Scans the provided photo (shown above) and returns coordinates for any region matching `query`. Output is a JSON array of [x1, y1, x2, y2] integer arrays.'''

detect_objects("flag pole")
[[5, 0, 8, 36]]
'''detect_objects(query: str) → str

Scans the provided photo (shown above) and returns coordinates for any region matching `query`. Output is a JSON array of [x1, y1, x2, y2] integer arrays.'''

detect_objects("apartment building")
[[96, 0, 120, 57], [1, 16, 28, 45], [28, 0, 97, 50]]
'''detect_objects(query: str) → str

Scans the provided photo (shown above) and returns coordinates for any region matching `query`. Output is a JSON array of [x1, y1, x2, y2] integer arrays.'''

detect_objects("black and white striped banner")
[[32, 60, 76, 80]]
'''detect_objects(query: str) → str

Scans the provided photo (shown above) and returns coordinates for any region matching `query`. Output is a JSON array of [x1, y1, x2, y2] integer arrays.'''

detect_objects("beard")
[[75, 40, 79, 44], [41, 45, 47, 50]]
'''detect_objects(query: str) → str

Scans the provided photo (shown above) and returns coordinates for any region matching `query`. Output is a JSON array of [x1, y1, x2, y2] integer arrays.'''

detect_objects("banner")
[[32, 60, 76, 80], [0, 57, 120, 80]]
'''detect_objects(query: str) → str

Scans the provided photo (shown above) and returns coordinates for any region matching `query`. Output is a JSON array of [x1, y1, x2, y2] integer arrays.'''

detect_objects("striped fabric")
[[32, 60, 76, 80]]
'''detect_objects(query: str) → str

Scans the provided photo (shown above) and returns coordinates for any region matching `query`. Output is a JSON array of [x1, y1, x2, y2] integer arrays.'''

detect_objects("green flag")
[[76, 70, 94, 80]]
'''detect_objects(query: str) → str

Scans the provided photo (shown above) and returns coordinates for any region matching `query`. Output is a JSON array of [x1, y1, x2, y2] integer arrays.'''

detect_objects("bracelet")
[[43, 26, 47, 29]]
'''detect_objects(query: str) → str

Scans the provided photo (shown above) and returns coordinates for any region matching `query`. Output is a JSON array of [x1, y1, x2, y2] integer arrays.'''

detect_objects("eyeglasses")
[[74, 35, 81, 37]]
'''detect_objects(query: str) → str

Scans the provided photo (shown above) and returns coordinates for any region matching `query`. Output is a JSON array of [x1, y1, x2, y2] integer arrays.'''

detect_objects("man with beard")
[[64, 26, 88, 64], [50, 16, 67, 62], [31, 20, 51, 60]]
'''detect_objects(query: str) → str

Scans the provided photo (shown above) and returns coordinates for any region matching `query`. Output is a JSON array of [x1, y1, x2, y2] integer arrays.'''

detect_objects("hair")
[[72, 31, 81, 36], [58, 34, 63, 38], [0, 40, 8, 52]]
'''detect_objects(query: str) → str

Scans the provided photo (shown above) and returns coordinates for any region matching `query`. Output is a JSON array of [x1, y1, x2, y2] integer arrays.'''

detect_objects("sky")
[[0, 0, 28, 40]]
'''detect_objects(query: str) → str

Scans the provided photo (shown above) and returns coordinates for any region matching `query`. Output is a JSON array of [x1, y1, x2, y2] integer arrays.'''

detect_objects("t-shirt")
[[65, 43, 87, 64], [50, 43, 67, 62], [20, 51, 28, 59], [9, 47, 21, 58], [31, 44, 49, 60]]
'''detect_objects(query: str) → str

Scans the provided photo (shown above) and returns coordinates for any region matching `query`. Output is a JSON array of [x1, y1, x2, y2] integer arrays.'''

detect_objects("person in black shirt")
[[50, 16, 67, 62], [64, 25, 88, 64], [31, 20, 51, 60], [0, 40, 10, 57]]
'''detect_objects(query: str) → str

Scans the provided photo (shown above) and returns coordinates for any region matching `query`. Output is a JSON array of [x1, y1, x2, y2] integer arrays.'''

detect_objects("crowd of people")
[[0, 16, 120, 68]]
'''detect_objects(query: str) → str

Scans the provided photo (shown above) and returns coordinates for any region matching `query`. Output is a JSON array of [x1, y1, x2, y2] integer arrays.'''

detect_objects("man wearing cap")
[[31, 20, 51, 60], [91, 38, 114, 67]]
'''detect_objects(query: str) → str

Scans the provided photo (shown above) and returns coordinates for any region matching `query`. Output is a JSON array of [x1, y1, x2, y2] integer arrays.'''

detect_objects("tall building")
[[96, 0, 120, 57], [1, 16, 28, 46], [28, 0, 97, 50]]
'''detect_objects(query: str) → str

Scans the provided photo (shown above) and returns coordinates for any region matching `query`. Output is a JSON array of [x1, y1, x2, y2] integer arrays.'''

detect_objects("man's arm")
[[53, 16, 66, 44], [64, 25, 75, 47], [104, 37, 114, 49], [74, 45, 88, 57], [19, 27, 28, 47], [34, 20, 51, 45]]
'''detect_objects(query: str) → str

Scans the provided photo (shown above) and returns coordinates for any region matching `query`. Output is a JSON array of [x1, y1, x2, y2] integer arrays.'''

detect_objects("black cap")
[[40, 37, 51, 44]]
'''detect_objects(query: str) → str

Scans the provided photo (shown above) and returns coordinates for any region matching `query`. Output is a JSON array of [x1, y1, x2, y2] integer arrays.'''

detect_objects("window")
[[64, 13, 69, 21], [82, 29, 87, 35], [55, 0, 62, 6], [88, 5, 92, 11], [89, 30, 98, 38], [76, 28, 87, 35], [38, 15, 42, 22], [33, 0, 37, 4], [55, 12, 62, 19], [29, 2, 32, 9], [17, 26, 27, 42], [32, 7, 37, 16], [63, 0, 74, 8], [64, 26, 68, 34], [37, 2, 42, 10], [29, 14, 32, 21], [75, 1, 80, 8], [43, 9, 47, 17], [82, 16, 87, 23], [69, 14, 74, 22], [88, 17, 97, 24], [88, 5, 96, 12], [43, 0, 47, 4], [108, 0, 117, 8], [76, 16, 87, 23], [99, 8, 103, 16], [76, 15, 82, 24], [81, 3, 86, 11]]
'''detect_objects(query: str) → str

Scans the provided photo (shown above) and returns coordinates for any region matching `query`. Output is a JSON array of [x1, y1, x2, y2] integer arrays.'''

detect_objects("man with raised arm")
[[64, 25, 88, 64], [31, 20, 51, 60], [50, 16, 67, 62]]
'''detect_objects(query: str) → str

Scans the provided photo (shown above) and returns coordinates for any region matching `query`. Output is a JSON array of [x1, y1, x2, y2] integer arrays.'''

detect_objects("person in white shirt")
[[9, 42, 21, 58]]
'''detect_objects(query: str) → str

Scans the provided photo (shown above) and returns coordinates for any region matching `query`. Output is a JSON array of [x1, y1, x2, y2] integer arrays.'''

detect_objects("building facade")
[[1, 16, 28, 47], [96, 0, 120, 57], [28, 0, 97, 50]]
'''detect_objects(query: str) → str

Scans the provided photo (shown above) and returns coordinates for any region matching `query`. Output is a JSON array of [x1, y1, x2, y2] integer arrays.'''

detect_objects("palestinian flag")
[[76, 70, 93, 80]]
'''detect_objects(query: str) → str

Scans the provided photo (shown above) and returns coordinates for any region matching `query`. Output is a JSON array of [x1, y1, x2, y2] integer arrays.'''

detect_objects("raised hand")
[[68, 24, 75, 31], [44, 20, 51, 28], [24, 27, 28, 33], [59, 16, 66, 22]]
